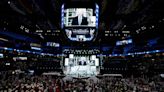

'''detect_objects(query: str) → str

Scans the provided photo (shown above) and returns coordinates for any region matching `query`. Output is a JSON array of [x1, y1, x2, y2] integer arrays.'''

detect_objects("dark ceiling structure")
[[0, 0, 164, 48]]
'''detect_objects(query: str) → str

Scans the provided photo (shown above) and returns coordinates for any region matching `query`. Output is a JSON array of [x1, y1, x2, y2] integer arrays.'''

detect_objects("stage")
[[64, 65, 98, 78]]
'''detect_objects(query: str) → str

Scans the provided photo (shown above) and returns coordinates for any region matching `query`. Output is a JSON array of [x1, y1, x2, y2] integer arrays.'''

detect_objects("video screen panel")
[[64, 8, 96, 27], [0, 53, 3, 58], [63, 54, 100, 78], [61, 3, 99, 42], [13, 57, 27, 61]]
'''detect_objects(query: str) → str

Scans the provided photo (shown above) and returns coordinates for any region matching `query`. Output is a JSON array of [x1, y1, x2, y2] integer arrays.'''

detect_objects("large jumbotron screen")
[[63, 54, 100, 78], [61, 4, 99, 42], [64, 8, 96, 27]]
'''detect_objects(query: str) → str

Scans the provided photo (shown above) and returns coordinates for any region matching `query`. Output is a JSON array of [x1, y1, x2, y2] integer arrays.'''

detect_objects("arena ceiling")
[[0, 0, 164, 46]]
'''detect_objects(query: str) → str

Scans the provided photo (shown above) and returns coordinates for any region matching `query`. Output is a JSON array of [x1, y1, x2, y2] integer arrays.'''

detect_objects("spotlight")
[[8, 1, 10, 4]]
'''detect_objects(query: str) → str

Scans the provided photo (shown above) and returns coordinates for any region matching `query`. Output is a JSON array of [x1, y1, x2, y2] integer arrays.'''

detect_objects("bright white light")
[[95, 59, 99, 66], [6, 63, 10, 66], [25, 29, 29, 33], [31, 47, 41, 50], [90, 55, 96, 60], [65, 58, 69, 66], [146, 51, 150, 54], [0, 38, 8, 42], [152, 25, 154, 28], [8, 1, 10, 4], [0, 54, 3, 58], [69, 54, 74, 59], [141, 26, 146, 30], [156, 50, 159, 52], [41, 53, 44, 55]]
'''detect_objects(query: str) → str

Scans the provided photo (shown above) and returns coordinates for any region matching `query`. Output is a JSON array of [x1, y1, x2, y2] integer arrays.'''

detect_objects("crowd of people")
[[0, 70, 164, 92]]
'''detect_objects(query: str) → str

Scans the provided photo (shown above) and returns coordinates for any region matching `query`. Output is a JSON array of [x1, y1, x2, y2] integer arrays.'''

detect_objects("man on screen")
[[71, 9, 89, 25]]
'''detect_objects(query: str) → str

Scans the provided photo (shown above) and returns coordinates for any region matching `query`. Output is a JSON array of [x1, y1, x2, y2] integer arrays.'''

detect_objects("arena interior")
[[0, 0, 164, 92]]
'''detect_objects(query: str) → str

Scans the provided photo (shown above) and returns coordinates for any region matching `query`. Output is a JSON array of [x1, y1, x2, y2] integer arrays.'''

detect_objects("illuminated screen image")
[[64, 54, 100, 78], [61, 4, 99, 42], [64, 8, 96, 27], [13, 57, 27, 61], [0, 53, 3, 58]]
